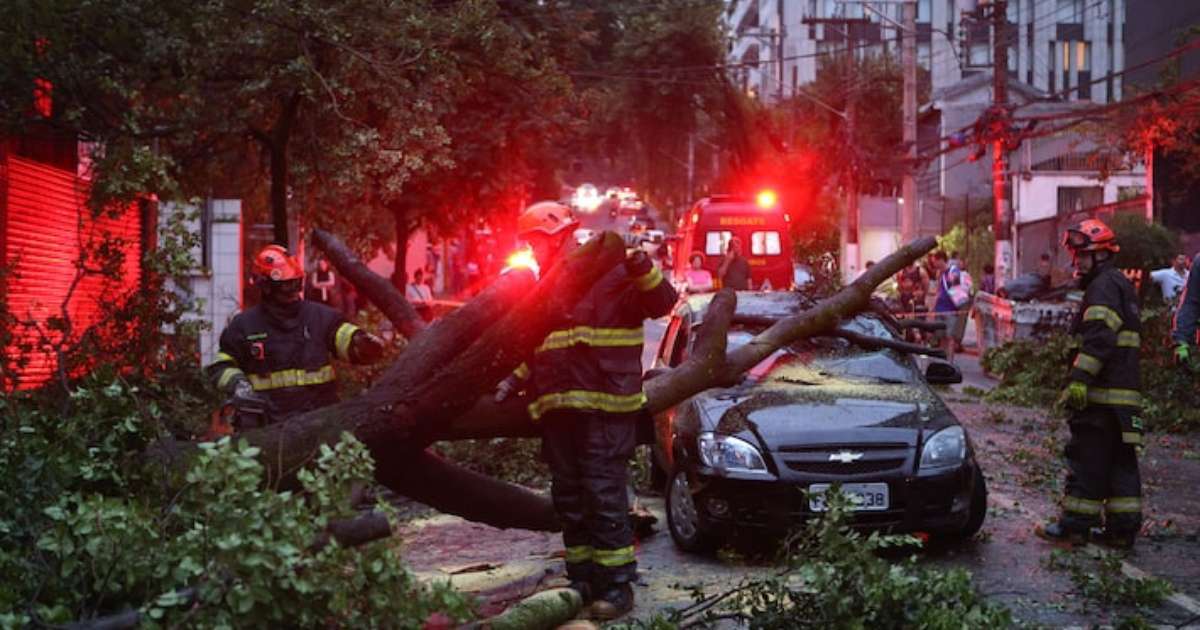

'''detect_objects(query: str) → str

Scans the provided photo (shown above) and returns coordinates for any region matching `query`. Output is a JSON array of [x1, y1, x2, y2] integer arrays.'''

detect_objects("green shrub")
[[0, 378, 472, 627], [979, 307, 1200, 431]]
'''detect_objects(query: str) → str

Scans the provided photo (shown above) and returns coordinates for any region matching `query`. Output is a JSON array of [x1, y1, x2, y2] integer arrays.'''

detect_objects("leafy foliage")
[[1109, 214, 1178, 279], [1, 384, 471, 627], [1045, 548, 1173, 609], [980, 334, 1077, 408], [616, 493, 1011, 629], [980, 307, 1200, 430]]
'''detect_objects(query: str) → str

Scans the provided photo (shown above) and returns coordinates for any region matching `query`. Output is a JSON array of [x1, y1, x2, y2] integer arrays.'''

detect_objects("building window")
[[1056, 0, 1083, 22], [1057, 186, 1104, 214], [918, 42, 932, 69], [917, 0, 930, 22]]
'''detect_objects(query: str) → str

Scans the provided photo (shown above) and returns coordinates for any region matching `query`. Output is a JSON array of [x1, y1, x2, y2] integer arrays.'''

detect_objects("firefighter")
[[206, 244, 385, 426], [1036, 220, 1143, 548], [495, 201, 678, 620], [1171, 252, 1200, 372]]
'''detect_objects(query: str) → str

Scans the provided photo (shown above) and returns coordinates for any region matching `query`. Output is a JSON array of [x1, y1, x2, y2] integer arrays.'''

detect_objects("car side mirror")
[[643, 367, 670, 382], [924, 361, 963, 385]]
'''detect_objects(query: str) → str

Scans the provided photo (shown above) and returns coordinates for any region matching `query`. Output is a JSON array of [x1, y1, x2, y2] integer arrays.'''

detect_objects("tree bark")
[[311, 228, 425, 339], [391, 202, 412, 291], [268, 92, 302, 247]]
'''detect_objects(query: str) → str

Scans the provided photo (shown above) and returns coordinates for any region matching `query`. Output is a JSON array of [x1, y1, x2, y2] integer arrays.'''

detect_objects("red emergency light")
[[503, 246, 540, 278], [756, 189, 778, 209]]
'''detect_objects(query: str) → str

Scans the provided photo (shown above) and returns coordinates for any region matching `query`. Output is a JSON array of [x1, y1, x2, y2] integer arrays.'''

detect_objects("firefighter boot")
[[590, 583, 634, 621], [1035, 521, 1090, 546], [1090, 526, 1136, 550]]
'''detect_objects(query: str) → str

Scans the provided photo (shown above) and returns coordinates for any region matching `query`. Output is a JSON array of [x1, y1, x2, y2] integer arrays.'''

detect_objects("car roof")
[[683, 291, 817, 323]]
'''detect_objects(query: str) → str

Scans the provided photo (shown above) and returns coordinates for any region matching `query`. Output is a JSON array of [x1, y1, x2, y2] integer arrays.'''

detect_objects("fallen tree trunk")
[[311, 228, 425, 339], [148, 234, 626, 531]]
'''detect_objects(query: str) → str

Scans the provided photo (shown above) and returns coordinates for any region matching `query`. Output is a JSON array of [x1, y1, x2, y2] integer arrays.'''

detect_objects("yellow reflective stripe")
[[248, 365, 335, 391], [1086, 387, 1142, 407], [215, 352, 238, 365], [1106, 497, 1142, 513], [334, 323, 360, 361], [535, 326, 645, 353], [1073, 353, 1103, 376], [1121, 431, 1143, 445], [592, 546, 635, 567], [513, 362, 531, 380], [1117, 330, 1141, 347], [633, 266, 664, 292], [528, 389, 648, 420], [216, 367, 245, 390], [1083, 305, 1123, 331], [564, 545, 593, 564], [1063, 496, 1103, 515]]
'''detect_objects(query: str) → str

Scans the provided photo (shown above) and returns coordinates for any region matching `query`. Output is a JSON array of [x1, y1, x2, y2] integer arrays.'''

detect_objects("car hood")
[[693, 375, 954, 451]]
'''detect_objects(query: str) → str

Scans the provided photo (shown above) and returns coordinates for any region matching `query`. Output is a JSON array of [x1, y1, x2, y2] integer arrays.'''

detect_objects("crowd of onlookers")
[[884, 247, 1193, 361]]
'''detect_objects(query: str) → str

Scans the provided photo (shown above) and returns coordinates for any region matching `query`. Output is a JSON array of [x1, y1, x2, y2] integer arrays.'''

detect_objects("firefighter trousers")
[[1060, 406, 1142, 535], [541, 410, 638, 588]]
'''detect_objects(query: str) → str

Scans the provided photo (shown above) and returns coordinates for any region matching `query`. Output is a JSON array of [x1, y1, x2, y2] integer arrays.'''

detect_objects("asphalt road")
[[401, 327, 1200, 627]]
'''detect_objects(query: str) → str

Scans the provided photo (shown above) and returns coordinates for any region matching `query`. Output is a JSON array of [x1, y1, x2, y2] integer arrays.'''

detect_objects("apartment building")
[[726, 0, 1126, 104]]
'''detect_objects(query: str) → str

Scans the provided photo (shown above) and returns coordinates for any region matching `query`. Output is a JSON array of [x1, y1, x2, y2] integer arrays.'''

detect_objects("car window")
[[750, 231, 781, 255], [705, 231, 732, 256], [720, 318, 915, 384]]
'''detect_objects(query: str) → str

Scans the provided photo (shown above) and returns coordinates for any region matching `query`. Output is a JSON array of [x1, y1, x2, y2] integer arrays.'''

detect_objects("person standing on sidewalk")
[[1037, 220, 1143, 548], [1172, 252, 1200, 371], [495, 201, 678, 620]]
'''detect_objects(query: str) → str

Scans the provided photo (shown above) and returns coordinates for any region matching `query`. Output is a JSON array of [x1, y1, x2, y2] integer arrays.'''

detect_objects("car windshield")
[[722, 315, 916, 385]]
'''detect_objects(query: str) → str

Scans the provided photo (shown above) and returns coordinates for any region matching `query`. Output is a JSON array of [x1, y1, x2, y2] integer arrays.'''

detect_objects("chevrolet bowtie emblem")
[[828, 451, 864, 464]]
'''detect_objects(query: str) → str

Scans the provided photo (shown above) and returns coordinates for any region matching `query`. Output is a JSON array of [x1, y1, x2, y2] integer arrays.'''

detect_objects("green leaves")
[[3, 386, 472, 626]]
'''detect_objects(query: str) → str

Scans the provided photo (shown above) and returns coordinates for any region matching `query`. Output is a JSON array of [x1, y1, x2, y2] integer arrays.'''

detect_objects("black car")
[[650, 292, 987, 551]]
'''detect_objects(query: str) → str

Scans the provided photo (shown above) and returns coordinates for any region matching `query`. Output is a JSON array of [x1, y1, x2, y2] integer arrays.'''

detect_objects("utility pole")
[[687, 132, 696, 202], [901, 0, 917, 244], [991, 0, 1013, 285]]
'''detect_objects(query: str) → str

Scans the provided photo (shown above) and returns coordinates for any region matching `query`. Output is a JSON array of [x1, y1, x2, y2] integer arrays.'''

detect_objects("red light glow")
[[756, 189, 778, 209], [503, 247, 540, 278]]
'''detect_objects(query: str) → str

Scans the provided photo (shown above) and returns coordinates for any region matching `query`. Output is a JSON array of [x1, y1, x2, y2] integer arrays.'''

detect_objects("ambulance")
[[673, 191, 794, 291]]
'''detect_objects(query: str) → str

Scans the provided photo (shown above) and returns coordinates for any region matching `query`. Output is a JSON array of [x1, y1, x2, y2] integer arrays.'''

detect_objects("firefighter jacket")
[[521, 255, 678, 421], [1069, 263, 1143, 441], [1171, 252, 1200, 345], [206, 301, 366, 419]]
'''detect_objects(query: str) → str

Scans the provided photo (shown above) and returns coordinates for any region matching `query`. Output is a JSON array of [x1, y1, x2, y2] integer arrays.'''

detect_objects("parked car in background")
[[650, 292, 986, 552]]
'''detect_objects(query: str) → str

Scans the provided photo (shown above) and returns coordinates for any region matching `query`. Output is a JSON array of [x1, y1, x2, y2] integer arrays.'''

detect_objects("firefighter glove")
[[1174, 343, 1195, 373], [231, 377, 270, 416], [625, 251, 653, 278], [494, 376, 519, 403], [1058, 381, 1088, 411], [350, 330, 386, 364]]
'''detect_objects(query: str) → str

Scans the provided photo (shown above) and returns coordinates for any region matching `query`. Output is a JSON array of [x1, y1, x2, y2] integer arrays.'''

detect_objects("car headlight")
[[697, 432, 770, 475], [920, 426, 967, 470]]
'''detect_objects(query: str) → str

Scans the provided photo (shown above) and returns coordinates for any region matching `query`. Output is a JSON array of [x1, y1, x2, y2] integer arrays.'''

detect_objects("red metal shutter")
[[3, 156, 142, 389]]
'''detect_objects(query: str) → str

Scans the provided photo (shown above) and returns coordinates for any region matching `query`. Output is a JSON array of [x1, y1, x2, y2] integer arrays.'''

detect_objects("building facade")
[[726, 0, 1126, 104]]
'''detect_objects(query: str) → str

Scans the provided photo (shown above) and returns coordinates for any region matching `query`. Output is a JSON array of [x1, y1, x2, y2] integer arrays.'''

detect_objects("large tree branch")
[[436, 237, 939, 442], [311, 228, 425, 338]]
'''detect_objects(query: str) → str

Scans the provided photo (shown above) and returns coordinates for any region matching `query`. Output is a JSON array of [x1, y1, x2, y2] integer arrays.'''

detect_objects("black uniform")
[[1061, 263, 1143, 535], [207, 301, 365, 420], [521, 254, 677, 589]]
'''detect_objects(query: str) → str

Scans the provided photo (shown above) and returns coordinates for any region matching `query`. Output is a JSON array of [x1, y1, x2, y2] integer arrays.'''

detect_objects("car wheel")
[[956, 465, 988, 539], [666, 468, 717, 553]]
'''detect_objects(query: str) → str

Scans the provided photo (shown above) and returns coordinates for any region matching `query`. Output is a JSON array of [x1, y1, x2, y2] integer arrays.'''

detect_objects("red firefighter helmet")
[[252, 244, 304, 282], [1062, 219, 1120, 254], [517, 201, 579, 238]]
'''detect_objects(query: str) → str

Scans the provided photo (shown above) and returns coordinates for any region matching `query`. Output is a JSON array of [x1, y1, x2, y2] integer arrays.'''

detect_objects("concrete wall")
[[1012, 171, 1144, 224], [162, 199, 242, 367]]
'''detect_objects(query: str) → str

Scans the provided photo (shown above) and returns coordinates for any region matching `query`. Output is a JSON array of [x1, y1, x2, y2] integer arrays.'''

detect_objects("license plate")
[[807, 483, 889, 512]]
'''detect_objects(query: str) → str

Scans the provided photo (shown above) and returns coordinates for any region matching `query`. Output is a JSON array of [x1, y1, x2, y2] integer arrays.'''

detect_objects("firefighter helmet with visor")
[[1062, 219, 1120, 254], [517, 201, 579, 238]]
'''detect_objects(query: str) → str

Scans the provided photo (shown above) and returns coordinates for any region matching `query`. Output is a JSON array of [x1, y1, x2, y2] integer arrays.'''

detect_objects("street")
[[400, 340, 1200, 627]]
